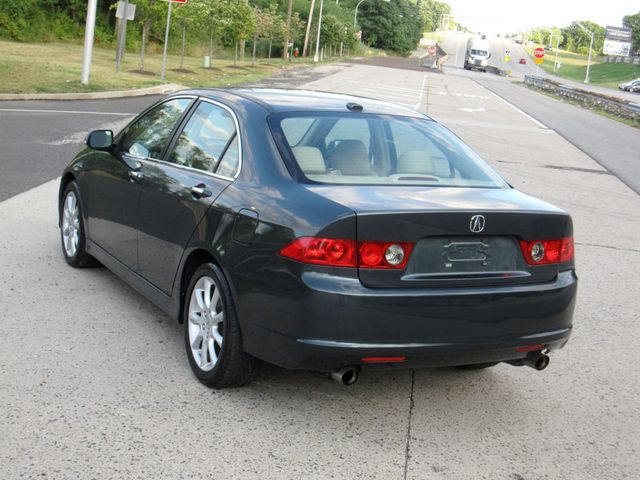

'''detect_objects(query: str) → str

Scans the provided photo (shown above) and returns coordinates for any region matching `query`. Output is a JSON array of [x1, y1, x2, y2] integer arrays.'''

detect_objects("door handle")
[[191, 184, 212, 199], [128, 170, 144, 182]]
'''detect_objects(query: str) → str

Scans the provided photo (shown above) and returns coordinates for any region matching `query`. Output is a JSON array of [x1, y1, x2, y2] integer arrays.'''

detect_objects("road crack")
[[575, 242, 640, 254], [403, 370, 416, 480]]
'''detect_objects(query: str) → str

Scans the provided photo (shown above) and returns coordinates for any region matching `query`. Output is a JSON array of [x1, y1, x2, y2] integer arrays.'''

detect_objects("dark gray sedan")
[[59, 89, 577, 387]]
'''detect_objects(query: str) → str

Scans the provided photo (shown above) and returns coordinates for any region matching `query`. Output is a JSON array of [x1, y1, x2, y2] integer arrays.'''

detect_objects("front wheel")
[[184, 263, 257, 388], [60, 181, 98, 268]]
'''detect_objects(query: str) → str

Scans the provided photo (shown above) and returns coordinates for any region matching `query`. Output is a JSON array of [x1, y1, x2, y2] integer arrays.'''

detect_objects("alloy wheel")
[[188, 276, 225, 372]]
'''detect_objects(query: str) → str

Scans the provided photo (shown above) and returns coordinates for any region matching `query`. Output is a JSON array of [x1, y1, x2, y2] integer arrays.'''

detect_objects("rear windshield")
[[270, 112, 506, 188]]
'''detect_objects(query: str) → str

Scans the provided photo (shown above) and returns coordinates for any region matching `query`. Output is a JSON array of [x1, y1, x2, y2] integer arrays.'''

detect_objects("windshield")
[[270, 112, 506, 188], [470, 49, 489, 56]]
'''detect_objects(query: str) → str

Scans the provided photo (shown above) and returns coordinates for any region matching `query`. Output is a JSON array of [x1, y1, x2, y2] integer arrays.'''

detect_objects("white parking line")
[[0, 108, 134, 116], [486, 91, 550, 130]]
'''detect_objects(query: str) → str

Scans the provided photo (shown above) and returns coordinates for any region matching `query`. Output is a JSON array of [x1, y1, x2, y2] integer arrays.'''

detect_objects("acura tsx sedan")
[[59, 88, 576, 387]]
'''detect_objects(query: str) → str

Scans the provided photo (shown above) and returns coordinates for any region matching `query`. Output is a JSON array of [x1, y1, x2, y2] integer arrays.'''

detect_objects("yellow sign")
[[504, 55, 511, 62], [534, 57, 544, 65]]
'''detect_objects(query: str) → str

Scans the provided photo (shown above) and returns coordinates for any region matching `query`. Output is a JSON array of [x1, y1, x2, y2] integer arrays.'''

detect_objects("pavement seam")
[[575, 242, 640, 254], [403, 370, 416, 480]]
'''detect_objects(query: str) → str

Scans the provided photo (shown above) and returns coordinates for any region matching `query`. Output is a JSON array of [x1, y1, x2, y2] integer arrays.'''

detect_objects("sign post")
[[115, 1, 136, 72], [160, 0, 187, 81], [533, 47, 544, 75]]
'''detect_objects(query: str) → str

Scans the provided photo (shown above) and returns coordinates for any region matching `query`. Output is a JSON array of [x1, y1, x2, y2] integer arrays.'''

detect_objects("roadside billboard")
[[603, 26, 632, 56]]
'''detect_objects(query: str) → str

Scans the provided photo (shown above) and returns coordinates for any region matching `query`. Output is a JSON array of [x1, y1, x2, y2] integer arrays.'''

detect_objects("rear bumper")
[[241, 270, 577, 372]]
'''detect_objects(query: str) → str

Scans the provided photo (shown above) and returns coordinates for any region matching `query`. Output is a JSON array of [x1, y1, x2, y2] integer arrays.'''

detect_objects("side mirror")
[[487, 53, 492, 59], [86, 130, 114, 151]]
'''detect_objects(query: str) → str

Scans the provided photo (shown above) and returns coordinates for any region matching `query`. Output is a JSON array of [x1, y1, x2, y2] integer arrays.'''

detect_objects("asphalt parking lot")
[[1, 63, 639, 479]]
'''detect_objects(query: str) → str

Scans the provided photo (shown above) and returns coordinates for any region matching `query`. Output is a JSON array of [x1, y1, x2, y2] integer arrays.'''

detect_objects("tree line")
[[527, 11, 640, 56], [0, 0, 460, 61]]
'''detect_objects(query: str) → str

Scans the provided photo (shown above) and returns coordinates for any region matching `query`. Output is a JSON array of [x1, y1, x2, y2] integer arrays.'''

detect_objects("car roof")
[[176, 88, 430, 119]]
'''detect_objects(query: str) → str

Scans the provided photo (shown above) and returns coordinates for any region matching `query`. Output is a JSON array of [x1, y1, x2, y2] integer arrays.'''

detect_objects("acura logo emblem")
[[470, 215, 485, 233]]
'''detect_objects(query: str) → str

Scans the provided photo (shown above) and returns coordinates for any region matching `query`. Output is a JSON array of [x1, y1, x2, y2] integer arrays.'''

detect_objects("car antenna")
[[346, 102, 363, 112]]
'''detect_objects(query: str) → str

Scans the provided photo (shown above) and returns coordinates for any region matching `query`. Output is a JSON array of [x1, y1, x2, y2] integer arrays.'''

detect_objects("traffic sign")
[[534, 47, 545, 59], [427, 46, 437, 56], [534, 57, 544, 65]]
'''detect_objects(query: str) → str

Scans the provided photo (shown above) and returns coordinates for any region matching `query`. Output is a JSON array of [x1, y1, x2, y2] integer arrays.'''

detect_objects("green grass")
[[0, 40, 336, 94], [422, 32, 444, 43], [525, 44, 640, 89]]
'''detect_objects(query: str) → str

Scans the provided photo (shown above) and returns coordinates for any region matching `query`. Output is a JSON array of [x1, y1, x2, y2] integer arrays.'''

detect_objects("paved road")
[[439, 31, 640, 102], [2, 63, 640, 479], [0, 96, 161, 201], [437, 32, 640, 194]]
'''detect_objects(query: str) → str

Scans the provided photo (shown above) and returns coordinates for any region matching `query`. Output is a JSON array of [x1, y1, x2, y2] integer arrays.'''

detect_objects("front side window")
[[168, 101, 239, 176], [121, 98, 191, 159], [273, 113, 506, 188]]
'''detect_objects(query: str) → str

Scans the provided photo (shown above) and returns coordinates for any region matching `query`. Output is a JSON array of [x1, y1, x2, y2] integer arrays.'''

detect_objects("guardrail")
[[524, 75, 639, 120]]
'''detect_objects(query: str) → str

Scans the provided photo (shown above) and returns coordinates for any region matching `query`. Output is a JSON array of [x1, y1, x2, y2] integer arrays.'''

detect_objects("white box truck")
[[464, 35, 491, 72]]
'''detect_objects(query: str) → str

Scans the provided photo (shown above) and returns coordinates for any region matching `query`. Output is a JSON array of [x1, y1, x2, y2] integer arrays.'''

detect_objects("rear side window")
[[121, 98, 191, 159], [168, 101, 239, 176], [273, 112, 506, 188]]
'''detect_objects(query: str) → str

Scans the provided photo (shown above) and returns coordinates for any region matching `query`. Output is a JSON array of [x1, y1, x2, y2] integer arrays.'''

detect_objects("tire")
[[60, 181, 98, 268], [455, 362, 499, 370], [184, 263, 257, 388]]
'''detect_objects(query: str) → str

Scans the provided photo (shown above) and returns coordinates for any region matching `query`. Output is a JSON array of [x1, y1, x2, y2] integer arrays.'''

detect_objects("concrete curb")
[[0, 83, 186, 101]]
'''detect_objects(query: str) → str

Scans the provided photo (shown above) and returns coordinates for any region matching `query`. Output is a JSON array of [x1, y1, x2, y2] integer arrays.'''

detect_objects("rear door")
[[137, 98, 241, 294]]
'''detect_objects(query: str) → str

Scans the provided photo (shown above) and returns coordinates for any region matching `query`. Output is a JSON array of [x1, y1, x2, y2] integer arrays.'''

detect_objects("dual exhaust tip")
[[331, 352, 550, 386]]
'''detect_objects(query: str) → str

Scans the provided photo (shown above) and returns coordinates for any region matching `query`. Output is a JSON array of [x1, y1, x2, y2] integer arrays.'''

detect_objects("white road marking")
[[0, 108, 134, 116], [458, 107, 486, 112], [415, 75, 428, 110], [486, 91, 551, 130]]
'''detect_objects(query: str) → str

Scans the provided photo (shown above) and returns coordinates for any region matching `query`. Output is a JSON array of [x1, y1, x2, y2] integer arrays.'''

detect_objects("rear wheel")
[[184, 263, 257, 388], [60, 182, 98, 268]]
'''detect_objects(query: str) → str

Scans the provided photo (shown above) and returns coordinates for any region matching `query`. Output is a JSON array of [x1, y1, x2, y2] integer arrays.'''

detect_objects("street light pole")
[[80, 0, 97, 85], [354, 0, 365, 29], [574, 21, 594, 83], [115, 0, 129, 72]]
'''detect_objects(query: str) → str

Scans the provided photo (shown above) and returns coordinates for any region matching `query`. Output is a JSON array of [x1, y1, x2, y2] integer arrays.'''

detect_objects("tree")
[[623, 12, 640, 53], [359, 0, 423, 56], [419, 0, 451, 33], [561, 21, 605, 55], [133, 0, 166, 72]]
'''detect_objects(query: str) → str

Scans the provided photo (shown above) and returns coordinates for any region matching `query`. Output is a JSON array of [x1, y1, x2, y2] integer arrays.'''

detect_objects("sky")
[[445, 0, 637, 34]]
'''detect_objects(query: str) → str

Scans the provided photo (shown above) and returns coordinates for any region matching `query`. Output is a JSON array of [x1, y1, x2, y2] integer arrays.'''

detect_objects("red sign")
[[171, 0, 187, 3], [534, 47, 545, 59], [427, 46, 437, 56]]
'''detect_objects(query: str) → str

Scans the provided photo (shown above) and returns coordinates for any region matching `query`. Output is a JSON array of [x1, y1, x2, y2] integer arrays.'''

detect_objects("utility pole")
[[282, 0, 293, 61], [302, 0, 316, 57], [81, 0, 97, 85], [115, 0, 130, 72], [313, 0, 324, 62]]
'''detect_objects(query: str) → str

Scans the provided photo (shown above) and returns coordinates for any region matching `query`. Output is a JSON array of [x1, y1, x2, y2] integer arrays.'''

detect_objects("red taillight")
[[362, 356, 407, 364], [358, 242, 414, 269], [279, 238, 414, 269], [519, 237, 574, 265], [279, 237, 356, 267]]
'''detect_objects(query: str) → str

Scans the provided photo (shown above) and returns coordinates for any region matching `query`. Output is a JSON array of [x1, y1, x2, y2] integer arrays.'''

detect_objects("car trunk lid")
[[305, 185, 573, 288]]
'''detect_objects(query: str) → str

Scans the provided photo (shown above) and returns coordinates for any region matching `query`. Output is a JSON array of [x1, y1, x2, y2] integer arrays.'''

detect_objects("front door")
[[87, 97, 193, 270]]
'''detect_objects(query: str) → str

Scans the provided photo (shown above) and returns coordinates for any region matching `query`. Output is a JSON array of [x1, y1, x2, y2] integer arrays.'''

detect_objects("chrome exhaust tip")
[[330, 367, 359, 386]]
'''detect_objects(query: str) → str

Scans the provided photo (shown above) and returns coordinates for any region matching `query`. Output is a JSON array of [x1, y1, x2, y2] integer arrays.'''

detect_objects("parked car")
[[519, 58, 527, 64], [618, 79, 640, 92], [59, 89, 577, 388]]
